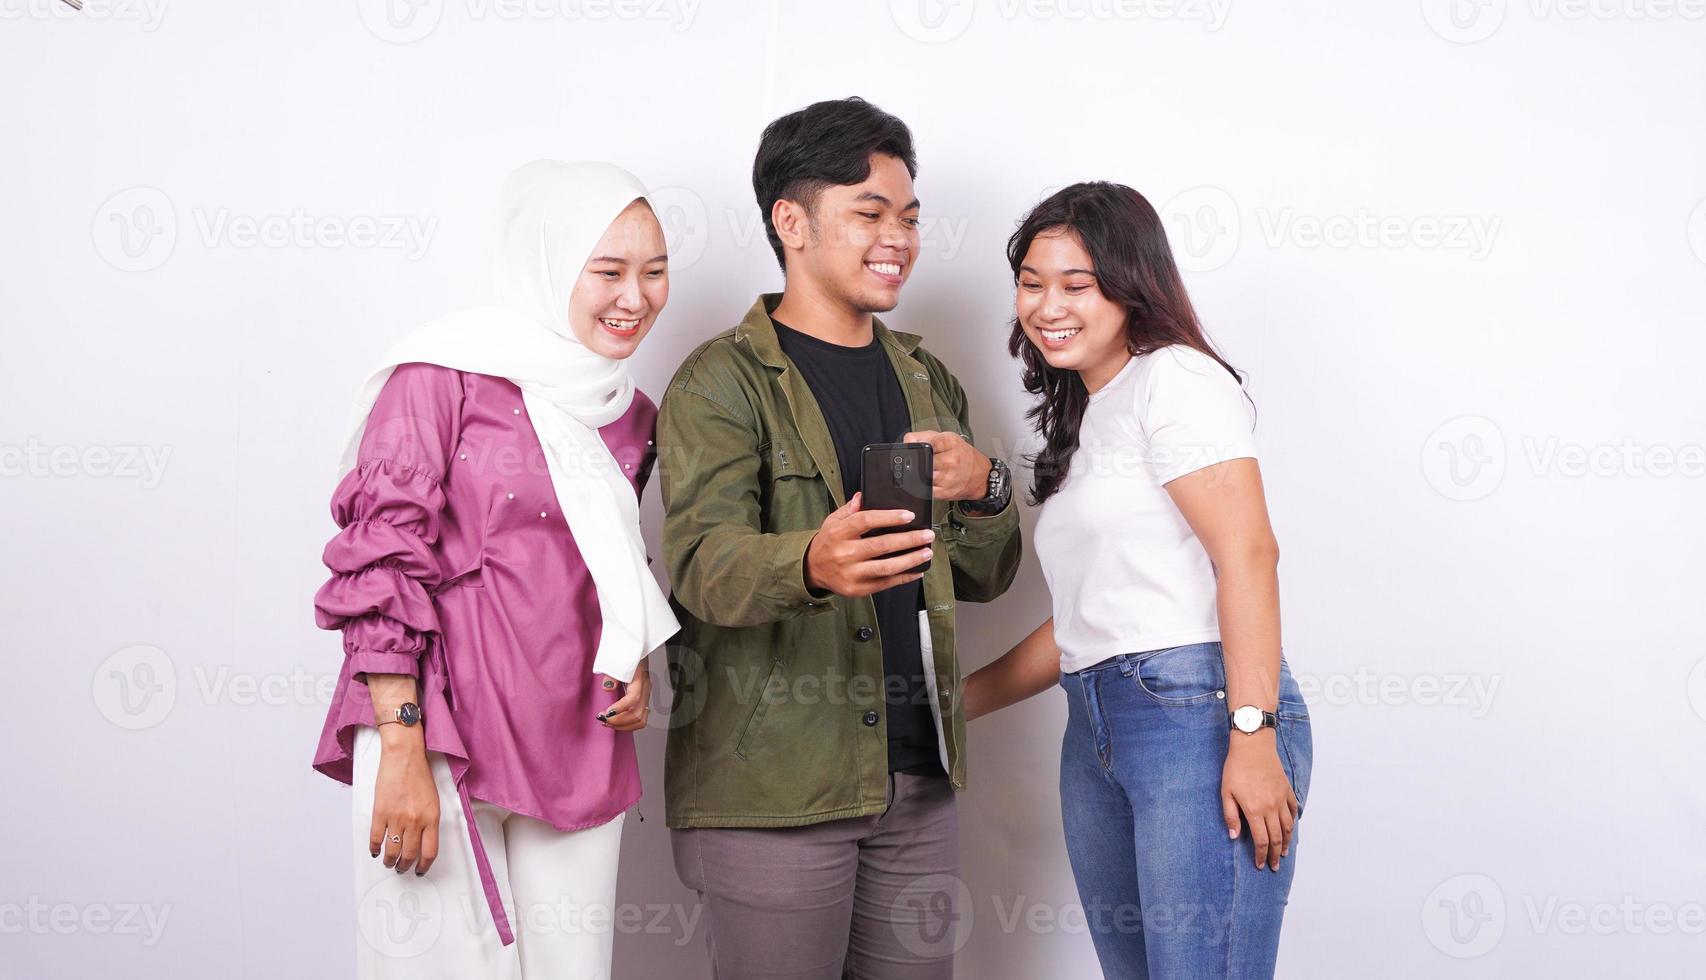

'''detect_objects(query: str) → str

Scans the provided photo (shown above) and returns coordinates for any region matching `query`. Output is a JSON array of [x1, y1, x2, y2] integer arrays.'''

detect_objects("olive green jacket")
[[658, 294, 1023, 828]]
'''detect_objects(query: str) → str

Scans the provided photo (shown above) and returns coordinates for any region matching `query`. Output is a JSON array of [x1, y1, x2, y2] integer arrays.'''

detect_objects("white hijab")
[[338, 160, 679, 683]]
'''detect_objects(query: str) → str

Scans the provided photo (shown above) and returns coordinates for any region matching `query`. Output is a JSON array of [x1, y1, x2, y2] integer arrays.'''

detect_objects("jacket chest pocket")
[[757, 437, 827, 530]]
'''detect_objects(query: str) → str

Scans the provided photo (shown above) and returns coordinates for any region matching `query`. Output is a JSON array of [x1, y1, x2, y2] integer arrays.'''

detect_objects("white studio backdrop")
[[3, 1, 1704, 977]]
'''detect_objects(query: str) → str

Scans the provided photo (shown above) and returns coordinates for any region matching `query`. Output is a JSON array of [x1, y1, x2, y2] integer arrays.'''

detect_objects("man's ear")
[[771, 198, 811, 253]]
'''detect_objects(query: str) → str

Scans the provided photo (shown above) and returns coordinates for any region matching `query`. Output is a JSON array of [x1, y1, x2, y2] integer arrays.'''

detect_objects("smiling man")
[[657, 97, 1022, 978]]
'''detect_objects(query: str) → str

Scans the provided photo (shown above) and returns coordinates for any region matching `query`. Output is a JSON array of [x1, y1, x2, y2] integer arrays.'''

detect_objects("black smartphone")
[[860, 442, 933, 573]]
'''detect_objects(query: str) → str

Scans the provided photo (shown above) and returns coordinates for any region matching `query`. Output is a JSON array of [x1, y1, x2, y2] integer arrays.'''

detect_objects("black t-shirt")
[[773, 319, 944, 777]]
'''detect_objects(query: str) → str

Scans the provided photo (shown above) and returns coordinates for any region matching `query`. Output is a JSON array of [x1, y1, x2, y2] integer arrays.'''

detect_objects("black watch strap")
[[1229, 707, 1278, 732]]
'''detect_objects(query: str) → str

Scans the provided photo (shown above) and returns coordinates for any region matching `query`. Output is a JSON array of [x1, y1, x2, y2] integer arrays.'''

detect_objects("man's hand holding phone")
[[902, 429, 992, 501], [803, 492, 935, 599]]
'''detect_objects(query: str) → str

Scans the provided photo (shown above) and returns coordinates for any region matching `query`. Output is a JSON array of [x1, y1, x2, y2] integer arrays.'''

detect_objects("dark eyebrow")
[[1017, 264, 1097, 276], [588, 254, 669, 265], [852, 192, 922, 211]]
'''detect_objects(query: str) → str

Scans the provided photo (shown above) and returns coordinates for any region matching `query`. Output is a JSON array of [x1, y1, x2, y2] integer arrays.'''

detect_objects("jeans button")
[[861, 710, 879, 727], [855, 626, 874, 642]]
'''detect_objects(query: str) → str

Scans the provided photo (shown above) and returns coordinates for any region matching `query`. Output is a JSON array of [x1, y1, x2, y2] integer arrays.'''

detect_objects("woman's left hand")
[[596, 658, 652, 732], [1221, 734, 1298, 872]]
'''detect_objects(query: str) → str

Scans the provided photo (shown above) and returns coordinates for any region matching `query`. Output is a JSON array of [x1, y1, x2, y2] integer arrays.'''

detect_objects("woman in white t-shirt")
[[965, 182, 1312, 979]]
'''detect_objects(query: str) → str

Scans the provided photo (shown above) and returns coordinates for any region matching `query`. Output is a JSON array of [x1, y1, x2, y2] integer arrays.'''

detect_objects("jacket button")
[[855, 626, 874, 642], [861, 710, 879, 727]]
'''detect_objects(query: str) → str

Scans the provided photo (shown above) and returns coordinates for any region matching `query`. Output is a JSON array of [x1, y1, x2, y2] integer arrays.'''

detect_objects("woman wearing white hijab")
[[310, 161, 679, 978]]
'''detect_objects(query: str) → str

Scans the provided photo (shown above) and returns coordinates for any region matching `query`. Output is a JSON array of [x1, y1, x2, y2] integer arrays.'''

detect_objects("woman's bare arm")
[[1165, 456, 1296, 872], [964, 618, 1062, 722]]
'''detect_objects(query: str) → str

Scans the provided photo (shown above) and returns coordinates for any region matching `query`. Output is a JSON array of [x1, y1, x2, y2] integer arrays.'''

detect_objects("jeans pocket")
[[1277, 714, 1313, 815], [1277, 660, 1309, 722], [1134, 642, 1227, 706]]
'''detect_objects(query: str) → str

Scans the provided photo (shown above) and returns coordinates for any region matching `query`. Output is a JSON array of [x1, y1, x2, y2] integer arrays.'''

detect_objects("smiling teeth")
[[600, 318, 640, 330], [868, 262, 901, 276], [1042, 327, 1080, 342]]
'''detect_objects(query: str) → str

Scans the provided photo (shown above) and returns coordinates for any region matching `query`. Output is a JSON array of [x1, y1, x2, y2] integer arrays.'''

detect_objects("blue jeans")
[[1059, 642, 1313, 979]]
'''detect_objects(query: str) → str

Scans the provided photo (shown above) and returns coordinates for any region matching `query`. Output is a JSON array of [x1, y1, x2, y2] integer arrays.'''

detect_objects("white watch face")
[[1232, 705, 1265, 733]]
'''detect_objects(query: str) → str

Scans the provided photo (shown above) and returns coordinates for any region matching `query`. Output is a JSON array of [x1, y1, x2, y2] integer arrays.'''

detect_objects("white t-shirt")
[[1033, 345, 1258, 674]]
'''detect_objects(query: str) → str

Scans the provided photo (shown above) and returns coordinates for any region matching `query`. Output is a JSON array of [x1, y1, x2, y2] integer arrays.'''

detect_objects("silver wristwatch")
[[961, 457, 1011, 515], [1229, 705, 1277, 734]]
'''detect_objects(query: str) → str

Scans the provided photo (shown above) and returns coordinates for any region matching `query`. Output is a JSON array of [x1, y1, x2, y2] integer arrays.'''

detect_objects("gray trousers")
[[671, 772, 960, 979]]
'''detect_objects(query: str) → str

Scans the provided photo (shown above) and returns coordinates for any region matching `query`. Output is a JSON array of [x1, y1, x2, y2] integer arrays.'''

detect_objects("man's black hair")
[[752, 96, 917, 270]]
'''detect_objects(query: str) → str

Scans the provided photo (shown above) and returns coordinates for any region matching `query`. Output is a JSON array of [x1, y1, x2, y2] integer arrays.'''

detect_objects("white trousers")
[[350, 726, 625, 979]]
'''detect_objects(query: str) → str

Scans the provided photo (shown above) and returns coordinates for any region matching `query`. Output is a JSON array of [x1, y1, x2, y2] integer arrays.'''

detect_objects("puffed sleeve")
[[1139, 346, 1258, 485], [313, 363, 464, 680]]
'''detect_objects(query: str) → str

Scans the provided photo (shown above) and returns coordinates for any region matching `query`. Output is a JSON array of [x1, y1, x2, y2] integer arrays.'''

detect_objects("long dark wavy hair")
[[1007, 182, 1244, 504]]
